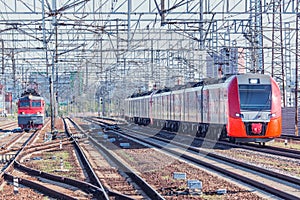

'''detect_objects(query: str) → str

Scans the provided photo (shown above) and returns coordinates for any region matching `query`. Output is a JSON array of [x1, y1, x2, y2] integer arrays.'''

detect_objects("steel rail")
[[122, 125, 300, 187], [0, 130, 77, 200], [69, 117, 165, 200], [63, 118, 110, 200], [91, 116, 300, 159], [4, 172, 78, 200], [239, 142, 300, 158], [0, 123, 105, 199], [280, 134, 300, 141], [13, 160, 108, 198], [89, 117, 300, 200], [0, 129, 78, 200]]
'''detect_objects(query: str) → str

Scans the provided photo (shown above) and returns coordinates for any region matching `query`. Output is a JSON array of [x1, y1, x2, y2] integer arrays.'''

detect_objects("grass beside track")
[[272, 139, 300, 150], [26, 150, 79, 179]]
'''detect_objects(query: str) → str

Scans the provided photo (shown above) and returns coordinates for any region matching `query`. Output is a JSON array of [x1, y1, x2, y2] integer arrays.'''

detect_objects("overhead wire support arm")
[[58, 0, 91, 13], [164, 0, 194, 13], [202, 13, 216, 50], [57, 44, 86, 56], [153, 0, 162, 17]]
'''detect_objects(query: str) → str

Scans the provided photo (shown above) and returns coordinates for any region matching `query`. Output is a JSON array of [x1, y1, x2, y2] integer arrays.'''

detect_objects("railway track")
[[67, 117, 164, 200], [0, 126, 86, 199], [0, 129, 36, 169], [63, 118, 124, 200], [0, 122, 17, 131], [87, 117, 300, 200], [0, 118, 115, 199], [0, 132, 23, 151], [280, 134, 300, 141], [92, 116, 300, 160], [176, 134, 300, 160], [238, 141, 300, 158]]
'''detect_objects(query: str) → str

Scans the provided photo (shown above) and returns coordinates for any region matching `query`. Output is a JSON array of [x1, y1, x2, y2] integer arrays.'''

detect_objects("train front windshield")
[[32, 101, 42, 107], [19, 101, 30, 107], [19, 100, 42, 107], [239, 85, 271, 111]]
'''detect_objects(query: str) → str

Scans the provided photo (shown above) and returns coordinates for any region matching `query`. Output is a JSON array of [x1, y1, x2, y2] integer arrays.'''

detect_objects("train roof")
[[19, 89, 44, 101], [19, 95, 44, 101], [127, 73, 273, 98], [128, 74, 232, 98], [21, 88, 41, 97]]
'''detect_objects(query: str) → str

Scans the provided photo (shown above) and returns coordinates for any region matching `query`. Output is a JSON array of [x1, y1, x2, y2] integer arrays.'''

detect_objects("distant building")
[[5, 92, 12, 114]]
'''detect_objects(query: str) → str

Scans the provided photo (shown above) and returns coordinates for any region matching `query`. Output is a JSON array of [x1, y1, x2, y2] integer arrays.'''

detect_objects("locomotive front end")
[[17, 95, 45, 130], [227, 74, 282, 143]]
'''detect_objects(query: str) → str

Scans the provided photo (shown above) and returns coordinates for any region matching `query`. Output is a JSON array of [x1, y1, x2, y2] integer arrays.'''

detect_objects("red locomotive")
[[17, 88, 45, 130], [125, 73, 282, 144]]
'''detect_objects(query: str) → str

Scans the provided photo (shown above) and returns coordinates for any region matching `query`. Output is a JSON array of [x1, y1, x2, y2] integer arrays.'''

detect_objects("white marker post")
[[13, 176, 18, 194], [60, 158, 64, 170], [285, 139, 288, 147]]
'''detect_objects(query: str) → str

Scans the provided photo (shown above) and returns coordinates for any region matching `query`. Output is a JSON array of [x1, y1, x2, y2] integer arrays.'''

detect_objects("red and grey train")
[[125, 73, 282, 143], [17, 89, 45, 130]]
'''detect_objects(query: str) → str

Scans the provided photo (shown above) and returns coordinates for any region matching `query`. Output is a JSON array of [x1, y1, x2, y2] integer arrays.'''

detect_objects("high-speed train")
[[125, 73, 282, 143]]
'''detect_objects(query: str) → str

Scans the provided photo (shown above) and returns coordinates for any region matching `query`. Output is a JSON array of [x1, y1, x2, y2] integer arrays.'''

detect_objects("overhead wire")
[[0, 1, 298, 87]]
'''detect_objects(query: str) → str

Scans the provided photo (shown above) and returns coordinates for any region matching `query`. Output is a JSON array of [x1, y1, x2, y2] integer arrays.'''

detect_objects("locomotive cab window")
[[239, 85, 271, 111], [32, 101, 42, 107], [20, 101, 30, 107]]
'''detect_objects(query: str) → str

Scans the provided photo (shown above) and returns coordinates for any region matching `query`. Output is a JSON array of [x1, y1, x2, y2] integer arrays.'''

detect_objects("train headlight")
[[235, 113, 244, 118], [269, 113, 276, 118], [37, 112, 40, 114], [21, 112, 25, 115]]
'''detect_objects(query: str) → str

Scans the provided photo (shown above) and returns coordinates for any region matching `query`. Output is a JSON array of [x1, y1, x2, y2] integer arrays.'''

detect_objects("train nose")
[[251, 123, 262, 134]]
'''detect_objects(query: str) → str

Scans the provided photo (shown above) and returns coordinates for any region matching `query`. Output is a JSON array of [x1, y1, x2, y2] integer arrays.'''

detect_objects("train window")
[[239, 85, 271, 111], [20, 101, 30, 107], [32, 101, 42, 107]]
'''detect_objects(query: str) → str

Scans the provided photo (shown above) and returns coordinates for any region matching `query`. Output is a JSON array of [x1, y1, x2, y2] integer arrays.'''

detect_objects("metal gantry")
[[0, 0, 299, 123]]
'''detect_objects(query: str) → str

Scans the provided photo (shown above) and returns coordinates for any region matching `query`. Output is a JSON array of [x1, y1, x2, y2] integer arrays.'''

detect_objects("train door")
[[220, 88, 228, 124], [171, 93, 175, 120], [197, 90, 202, 123], [209, 89, 215, 123], [202, 89, 209, 123], [181, 93, 183, 121], [174, 93, 181, 121], [142, 98, 147, 118], [217, 88, 221, 123], [149, 95, 153, 124], [138, 99, 141, 117], [146, 97, 149, 118], [167, 94, 171, 120], [182, 91, 186, 122], [158, 95, 162, 120], [185, 91, 190, 122], [162, 95, 166, 120], [153, 97, 156, 119]]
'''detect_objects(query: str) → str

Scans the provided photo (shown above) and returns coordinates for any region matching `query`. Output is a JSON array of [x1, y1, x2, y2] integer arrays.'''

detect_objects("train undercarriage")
[[127, 116, 274, 144]]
